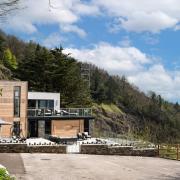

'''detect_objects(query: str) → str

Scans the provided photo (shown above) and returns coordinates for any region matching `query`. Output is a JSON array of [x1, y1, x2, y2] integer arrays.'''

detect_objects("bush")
[[0, 168, 15, 180]]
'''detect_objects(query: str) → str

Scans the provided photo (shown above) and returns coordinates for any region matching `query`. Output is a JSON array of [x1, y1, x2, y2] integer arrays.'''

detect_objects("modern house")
[[0, 80, 93, 138], [0, 81, 28, 138]]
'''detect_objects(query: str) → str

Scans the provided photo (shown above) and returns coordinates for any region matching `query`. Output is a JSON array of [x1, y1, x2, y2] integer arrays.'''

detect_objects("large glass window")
[[14, 86, 21, 117], [38, 100, 54, 109], [28, 99, 54, 109], [28, 100, 36, 109], [47, 100, 54, 109], [38, 100, 46, 109]]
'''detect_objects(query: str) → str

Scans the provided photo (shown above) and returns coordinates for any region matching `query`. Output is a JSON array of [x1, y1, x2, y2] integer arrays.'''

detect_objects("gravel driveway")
[[0, 153, 180, 180]]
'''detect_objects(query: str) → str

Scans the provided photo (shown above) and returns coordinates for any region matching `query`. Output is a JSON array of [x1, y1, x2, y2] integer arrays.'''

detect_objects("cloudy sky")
[[2, 0, 180, 102]]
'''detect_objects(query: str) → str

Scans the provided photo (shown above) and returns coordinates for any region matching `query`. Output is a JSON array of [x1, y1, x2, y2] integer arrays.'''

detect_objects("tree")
[[0, 0, 57, 18], [0, 88, 2, 96], [174, 102, 179, 112], [0, 0, 20, 17], [50, 47, 92, 107], [3, 48, 18, 69]]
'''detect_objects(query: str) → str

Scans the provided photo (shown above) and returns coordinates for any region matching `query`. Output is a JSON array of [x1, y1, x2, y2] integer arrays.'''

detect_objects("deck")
[[28, 108, 94, 120]]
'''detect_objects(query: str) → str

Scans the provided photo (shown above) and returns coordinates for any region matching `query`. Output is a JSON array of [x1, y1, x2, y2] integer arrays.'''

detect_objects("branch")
[[0, 0, 21, 17], [49, 0, 61, 9]]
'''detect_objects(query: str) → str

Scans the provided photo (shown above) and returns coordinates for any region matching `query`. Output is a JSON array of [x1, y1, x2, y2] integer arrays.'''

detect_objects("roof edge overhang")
[[28, 116, 95, 121]]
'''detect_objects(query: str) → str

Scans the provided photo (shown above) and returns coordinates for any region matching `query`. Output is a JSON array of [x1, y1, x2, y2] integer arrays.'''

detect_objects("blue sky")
[[2, 0, 180, 102]]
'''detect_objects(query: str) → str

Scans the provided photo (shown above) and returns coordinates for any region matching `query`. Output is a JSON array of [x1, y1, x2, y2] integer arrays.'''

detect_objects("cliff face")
[[92, 103, 135, 136], [92, 103, 172, 143], [0, 64, 12, 80]]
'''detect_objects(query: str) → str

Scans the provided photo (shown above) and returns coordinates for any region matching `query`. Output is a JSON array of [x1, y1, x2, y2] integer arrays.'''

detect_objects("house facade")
[[0, 80, 93, 138], [0, 80, 28, 137]]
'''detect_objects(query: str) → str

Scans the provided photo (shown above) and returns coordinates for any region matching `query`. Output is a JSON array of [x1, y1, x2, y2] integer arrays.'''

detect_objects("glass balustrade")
[[28, 108, 92, 117]]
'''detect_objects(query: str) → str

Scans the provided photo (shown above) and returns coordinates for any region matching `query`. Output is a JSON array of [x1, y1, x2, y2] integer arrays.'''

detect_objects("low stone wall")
[[0, 143, 157, 156], [0, 144, 66, 154], [0, 144, 28, 153], [81, 144, 158, 157], [28, 145, 66, 153], [132, 148, 158, 157], [81, 144, 109, 155], [108, 146, 133, 155]]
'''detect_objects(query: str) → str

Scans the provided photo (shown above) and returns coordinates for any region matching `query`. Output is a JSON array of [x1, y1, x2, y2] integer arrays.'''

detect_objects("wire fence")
[[91, 131, 155, 148]]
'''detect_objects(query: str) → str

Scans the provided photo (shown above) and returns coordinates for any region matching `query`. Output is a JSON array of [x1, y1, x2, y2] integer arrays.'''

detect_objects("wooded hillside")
[[0, 30, 180, 143]]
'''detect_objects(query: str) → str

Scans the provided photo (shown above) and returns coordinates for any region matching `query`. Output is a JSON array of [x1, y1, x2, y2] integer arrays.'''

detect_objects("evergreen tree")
[[3, 48, 18, 70]]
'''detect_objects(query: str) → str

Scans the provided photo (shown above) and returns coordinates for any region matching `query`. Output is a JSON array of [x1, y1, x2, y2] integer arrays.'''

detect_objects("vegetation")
[[0, 168, 15, 180], [159, 144, 180, 161], [0, 30, 180, 143]]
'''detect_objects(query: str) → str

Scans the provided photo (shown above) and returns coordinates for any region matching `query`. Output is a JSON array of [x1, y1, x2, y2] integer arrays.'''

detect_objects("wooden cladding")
[[52, 120, 84, 137], [0, 81, 28, 137], [0, 98, 26, 103]]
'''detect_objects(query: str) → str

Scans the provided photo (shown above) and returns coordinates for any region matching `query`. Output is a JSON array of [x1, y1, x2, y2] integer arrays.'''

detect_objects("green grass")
[[100, 103, 124, 114]]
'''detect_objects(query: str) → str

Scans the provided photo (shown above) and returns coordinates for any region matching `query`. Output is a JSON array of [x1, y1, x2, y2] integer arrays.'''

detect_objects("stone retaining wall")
[[132, 149, 158, 157], [81, 144, 158, 157], [0, 143, 158, 156], [108, 146, 133, 155], [28, 145, 66, 153], [0, 144, 27, 153], [0, 144, 66, 153], [80, 144, 109, 155]]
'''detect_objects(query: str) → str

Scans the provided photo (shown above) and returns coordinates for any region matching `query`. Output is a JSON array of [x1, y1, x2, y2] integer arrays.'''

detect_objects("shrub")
[[0, 168, 15, 180]]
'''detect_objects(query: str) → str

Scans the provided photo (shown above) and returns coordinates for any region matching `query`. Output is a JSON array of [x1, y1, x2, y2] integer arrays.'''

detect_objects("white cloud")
[[60, 24, 87, 38], [128, 65, 180, 102], [64, 42, 150, 76], [42, 33, 65, 48], [3, 0, 180, 34], [94, 0, 180, 33], [1, 0, 100, 36], [118, 36, 132, 47], [64, 43, 180, 102], [74, 3, 100, 16]]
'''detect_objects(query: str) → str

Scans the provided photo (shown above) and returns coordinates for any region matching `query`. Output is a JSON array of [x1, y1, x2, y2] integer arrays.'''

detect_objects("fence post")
[[157, 144, 160, 157], [177, 144, 179, 160]]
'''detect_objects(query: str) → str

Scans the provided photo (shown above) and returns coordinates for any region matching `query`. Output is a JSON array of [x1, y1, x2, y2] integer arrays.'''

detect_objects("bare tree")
[[0, 0, 20, 17], [48, 0, 61, 10], [0, 1, 58, 17]]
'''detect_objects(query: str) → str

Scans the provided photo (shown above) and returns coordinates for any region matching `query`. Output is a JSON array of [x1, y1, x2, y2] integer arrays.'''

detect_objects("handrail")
[[27, 108, 92, 117]]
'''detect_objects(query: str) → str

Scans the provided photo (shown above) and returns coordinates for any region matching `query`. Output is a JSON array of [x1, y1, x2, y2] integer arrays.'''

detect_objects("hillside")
[[0, 30, 180, 143]]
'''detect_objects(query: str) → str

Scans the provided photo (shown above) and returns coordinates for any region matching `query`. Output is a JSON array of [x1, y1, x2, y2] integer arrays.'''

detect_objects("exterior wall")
[[28, 92, 60, 110], [0, 81, 28, 137], [0, 144, 67, 153], [51, 119, 84, 137], [81, 144, 158, 157]]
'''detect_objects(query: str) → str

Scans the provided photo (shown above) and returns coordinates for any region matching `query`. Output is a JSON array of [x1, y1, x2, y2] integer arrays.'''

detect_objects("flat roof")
[[28, 92, 60, 100]]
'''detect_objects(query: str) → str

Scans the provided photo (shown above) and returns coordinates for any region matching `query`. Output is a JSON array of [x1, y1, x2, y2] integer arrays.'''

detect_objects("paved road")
[[0, 154, 180, 180]]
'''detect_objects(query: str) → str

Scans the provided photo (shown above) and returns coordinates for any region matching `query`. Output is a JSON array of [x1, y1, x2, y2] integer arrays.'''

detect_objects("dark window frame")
[[14, 86, 21, 117]]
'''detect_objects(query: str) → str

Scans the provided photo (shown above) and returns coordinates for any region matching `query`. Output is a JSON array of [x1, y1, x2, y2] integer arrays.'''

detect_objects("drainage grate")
[[41, 159, 51, 161]]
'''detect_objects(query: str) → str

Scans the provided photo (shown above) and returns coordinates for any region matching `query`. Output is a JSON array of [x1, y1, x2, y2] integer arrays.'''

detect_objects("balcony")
[[28, 108, 92, 118]]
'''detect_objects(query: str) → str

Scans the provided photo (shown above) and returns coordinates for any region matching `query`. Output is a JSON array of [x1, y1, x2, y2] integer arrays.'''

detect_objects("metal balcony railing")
[[28, 108, 92, 117]]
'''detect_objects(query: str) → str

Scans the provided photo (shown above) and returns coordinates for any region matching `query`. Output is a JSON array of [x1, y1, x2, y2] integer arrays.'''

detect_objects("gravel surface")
[[0, 153, 180, 180]]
